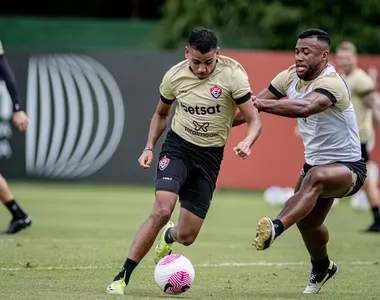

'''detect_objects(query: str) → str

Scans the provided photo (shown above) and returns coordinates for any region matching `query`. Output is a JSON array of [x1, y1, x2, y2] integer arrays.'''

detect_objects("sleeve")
[[230, 64, 252, 104], [269, 70, 288, 99], [0, 42, 22, 112], [312, 76, 345, 105], [159, 70, 175, 104], [355, 72, 375, 96]]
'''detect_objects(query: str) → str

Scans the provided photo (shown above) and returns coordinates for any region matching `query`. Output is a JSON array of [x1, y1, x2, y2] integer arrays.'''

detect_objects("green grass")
[[0, 182, 379, 300]]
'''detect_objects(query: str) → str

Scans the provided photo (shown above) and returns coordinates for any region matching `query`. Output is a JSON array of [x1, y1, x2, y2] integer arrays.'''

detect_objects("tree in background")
[[156, 0, 380, 54]]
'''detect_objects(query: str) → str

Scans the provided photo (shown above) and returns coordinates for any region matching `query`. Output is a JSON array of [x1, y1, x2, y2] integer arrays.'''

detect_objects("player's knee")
[[150, 205, 172, 227], [177, 231, 196, 246], [304, 168, 325, 191]]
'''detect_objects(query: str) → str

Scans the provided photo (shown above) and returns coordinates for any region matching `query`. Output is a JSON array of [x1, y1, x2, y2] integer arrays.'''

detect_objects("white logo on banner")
[[26, 54, 125, 179]]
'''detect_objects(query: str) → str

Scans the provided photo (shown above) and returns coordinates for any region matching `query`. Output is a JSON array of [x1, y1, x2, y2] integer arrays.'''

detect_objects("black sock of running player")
[[164, 228, 175, 244], [4, 199, 27, 219], [272, 219, 284, 237], [311, 256, 330, 273], [113, 258, 139, 284], [371, 206, 380, 224]]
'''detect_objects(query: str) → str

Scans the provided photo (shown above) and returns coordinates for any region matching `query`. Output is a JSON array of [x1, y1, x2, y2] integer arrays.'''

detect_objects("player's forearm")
[[0, 55, 21, 112], [145, 112, 170, 149], [243, 118, 262, 146], [257, 99, 309, 118]]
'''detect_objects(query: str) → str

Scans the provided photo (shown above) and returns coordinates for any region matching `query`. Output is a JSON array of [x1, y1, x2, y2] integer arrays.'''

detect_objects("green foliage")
[[156, 0, 380, 54]]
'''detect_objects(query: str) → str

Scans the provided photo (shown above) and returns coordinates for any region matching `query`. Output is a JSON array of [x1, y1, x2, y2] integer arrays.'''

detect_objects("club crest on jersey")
[[210, 85, 223, 99], [159, 156, 170, 171]]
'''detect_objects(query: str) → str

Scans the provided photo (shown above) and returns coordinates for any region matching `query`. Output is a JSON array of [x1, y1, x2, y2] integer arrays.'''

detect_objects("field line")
[[1, 260, 378, 271]]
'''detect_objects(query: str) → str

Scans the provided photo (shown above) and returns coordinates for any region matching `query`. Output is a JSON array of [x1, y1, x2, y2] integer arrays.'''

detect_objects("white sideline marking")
[[0, 261, 378, 271]]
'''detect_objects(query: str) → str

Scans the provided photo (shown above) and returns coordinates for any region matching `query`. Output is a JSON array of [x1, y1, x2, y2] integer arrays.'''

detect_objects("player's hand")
[[138, 149, 153, 169], [13, 111, 28, 132], [233, 141, 252, 160], [251, 96, 262, 112]]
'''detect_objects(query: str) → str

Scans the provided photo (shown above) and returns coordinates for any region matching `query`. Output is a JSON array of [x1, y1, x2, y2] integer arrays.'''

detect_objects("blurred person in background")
[[336, 41, 380, 232], [0, 40, 31, 234]]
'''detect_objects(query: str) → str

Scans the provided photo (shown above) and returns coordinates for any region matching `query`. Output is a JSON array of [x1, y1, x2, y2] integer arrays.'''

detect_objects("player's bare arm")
[[233, 100, 262, 159], [253, 91, 333, 118], [363, 91, 380, 129], [232, 87, 280, 127], [138, 99, 173, 169]]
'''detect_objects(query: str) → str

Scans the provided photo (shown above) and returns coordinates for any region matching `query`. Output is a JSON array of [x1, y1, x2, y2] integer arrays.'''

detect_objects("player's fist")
[[138, 149, 153, 169], [13, 111, 28, 132], [233, 141, 251, 160], [251, 96, 262, 112]]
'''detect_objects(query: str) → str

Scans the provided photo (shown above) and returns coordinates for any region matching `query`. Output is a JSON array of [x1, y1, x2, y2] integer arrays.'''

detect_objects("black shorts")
[[155, 130, 224, 219], [361, 143, 370, 163], [300, 160, 367, 197]]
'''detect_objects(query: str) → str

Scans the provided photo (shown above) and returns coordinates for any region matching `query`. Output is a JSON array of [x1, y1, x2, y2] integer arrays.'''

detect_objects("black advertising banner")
[[0, 50, 183, 184]]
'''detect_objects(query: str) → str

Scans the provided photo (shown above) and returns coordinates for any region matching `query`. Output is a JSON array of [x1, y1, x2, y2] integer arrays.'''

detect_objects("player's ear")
[[216, 47, 220, 58], [322, 50, 329, 60], [185, 46, 190, 59]]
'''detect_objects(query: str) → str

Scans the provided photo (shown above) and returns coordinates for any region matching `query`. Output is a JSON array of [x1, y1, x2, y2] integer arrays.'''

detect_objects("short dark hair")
[[298, 29, 331, 47], [188, 28, 218, 54]]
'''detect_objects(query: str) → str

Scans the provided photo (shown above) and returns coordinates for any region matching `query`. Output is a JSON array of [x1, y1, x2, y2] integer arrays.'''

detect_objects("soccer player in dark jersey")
[[107, 28, 262, 295], [0, 40, 31, 234]]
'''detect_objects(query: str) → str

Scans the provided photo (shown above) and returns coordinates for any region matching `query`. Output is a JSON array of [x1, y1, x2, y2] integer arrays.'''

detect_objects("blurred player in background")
[[106, 28, 262, 295], [336, 41, 380, 232], [234, 29, 366, 294], [0, 40, 31, 234]]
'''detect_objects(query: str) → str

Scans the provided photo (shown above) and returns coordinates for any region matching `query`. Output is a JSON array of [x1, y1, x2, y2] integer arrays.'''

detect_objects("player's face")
[[336, 50, 356, 74], [186, 47, 219, 79], [295, 38, 328, 80]]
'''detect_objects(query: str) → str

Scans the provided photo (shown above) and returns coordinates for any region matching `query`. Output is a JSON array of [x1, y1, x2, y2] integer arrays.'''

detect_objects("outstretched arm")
[[232, 87, 280, 127], [253, 91, 333, 118]]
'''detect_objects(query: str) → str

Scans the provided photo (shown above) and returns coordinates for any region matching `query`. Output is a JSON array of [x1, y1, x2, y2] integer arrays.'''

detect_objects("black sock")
[[164, 228, 174, 244], [272, 219, 284, 237], [113, 258, 139, 284], [311, 256, 330, 273], [4, 199, 27, 219], [371, 206, 380, 224]]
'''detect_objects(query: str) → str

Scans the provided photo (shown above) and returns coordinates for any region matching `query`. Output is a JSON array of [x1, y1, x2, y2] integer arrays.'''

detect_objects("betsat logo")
[[180, 103, 220, 138], [181, 103, 221, 115], [25, 54, 125, 179]]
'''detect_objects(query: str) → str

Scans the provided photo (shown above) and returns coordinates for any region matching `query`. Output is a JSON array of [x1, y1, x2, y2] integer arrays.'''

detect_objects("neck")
[[305, 63, 328, 81]]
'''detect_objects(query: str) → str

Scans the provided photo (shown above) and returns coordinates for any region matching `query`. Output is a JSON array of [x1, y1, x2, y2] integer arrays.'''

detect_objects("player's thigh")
[[155, 153, 189, 215], [301, 162, 363, 198], [177, 172, 215, 237]]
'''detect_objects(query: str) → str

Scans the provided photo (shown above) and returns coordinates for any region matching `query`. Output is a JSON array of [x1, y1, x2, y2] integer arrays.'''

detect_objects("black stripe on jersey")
[[268, 84, 285, 99], [160, 94, 175, 104], [233, 92, 251, 105], [314, 88, 337, 105]]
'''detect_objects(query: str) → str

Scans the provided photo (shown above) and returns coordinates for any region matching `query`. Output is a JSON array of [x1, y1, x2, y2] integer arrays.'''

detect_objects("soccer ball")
[[154, 254, 195, 295]]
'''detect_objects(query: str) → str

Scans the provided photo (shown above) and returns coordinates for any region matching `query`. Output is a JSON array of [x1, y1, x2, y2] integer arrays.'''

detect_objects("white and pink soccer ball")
[[154, 254, 195, 295]]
